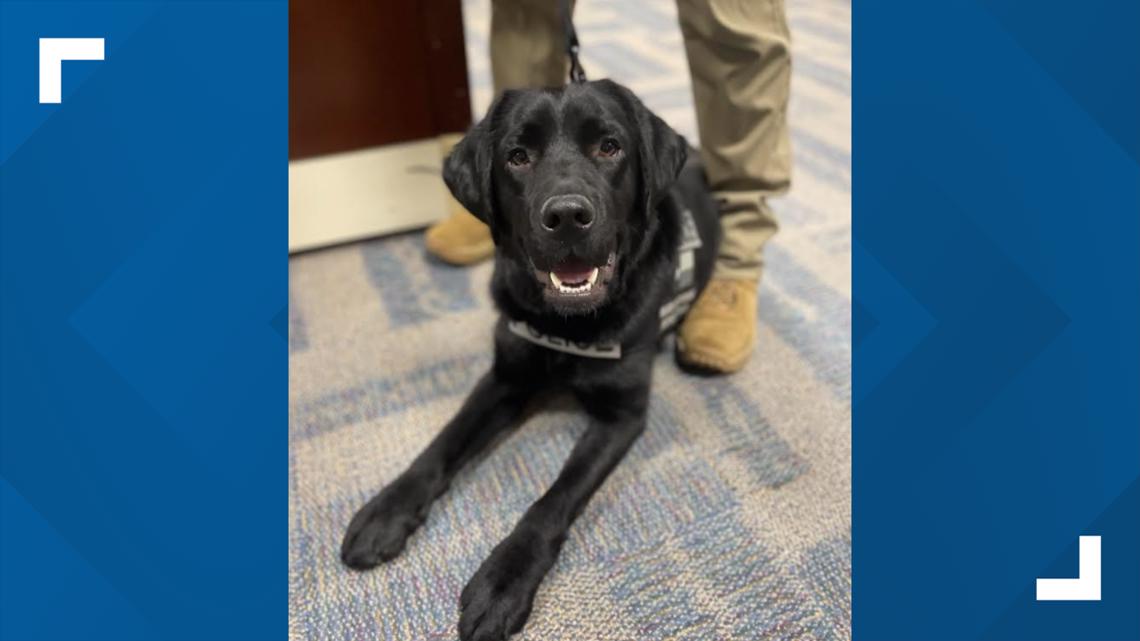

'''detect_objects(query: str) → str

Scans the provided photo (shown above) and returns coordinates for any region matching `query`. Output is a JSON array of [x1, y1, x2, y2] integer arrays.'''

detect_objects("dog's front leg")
[[341, 370, 534, 569], [458, 390, 648, 641]]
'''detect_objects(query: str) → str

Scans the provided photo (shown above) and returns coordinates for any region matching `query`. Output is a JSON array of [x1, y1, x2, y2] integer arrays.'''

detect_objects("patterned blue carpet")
[[290, 0, 851, 638]]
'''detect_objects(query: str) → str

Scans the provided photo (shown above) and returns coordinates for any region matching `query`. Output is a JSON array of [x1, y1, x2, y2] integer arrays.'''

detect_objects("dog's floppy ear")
[[442, 118, 493, 225], [443, 94, 509, 226], [603, 80, 688, 217]]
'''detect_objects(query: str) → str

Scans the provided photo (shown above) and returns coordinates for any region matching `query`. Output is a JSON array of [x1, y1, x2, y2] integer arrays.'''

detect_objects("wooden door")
[[289, 0, 472, 159]]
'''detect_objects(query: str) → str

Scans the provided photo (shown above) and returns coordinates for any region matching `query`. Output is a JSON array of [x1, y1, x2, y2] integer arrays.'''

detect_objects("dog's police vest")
[[508, 209, 703, 360]]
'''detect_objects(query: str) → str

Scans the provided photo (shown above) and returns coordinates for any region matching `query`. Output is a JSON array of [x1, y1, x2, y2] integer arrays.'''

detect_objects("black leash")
[[561, 0, 587, 83]]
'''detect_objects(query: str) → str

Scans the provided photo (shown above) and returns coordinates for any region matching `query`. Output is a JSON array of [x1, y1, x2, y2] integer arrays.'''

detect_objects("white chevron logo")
[[1036, 535, 1101, 601], [39, 38, 104, 104]]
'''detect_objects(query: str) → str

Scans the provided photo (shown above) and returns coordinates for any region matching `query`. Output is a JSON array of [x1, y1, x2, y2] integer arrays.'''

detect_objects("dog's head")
[[443, 79, 687, 315]]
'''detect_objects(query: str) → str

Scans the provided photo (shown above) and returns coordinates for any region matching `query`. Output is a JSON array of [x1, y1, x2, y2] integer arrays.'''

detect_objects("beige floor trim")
[[289, 139, 448, 253]]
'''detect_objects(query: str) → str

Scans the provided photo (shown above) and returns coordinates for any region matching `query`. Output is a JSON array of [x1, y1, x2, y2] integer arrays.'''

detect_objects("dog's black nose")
[[540, 195, 595, 235]]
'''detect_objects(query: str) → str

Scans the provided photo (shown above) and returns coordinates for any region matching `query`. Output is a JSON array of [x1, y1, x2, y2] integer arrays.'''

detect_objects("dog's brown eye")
[[598, 138, 621, 157], [507, 149, 530, 167]]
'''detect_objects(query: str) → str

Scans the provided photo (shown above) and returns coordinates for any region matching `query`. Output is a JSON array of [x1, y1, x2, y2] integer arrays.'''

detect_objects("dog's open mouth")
[[549, 263, 599, 293], [534, 253, 617, 310]]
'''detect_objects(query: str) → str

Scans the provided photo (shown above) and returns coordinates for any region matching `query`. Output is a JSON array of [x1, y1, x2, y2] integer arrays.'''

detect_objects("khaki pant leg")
[[677, 0, 792, 280], [490, 0, 571, 93]]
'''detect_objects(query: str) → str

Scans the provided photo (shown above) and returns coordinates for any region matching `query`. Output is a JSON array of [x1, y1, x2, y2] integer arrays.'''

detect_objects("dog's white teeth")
[[556, 282, 593, 294], [549, 267, 600, 294], [550, 272, 595, 293]]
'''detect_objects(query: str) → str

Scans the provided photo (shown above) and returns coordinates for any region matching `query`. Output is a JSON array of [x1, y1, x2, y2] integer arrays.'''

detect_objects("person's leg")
[[427, 0, 570, 265], [676, 0, 792, 372], [489, 0, 570, 92]]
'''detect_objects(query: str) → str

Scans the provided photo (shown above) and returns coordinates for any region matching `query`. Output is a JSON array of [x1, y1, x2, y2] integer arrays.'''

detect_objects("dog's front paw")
[[340, 474, 434, 570], [458, 529, 557, 641]]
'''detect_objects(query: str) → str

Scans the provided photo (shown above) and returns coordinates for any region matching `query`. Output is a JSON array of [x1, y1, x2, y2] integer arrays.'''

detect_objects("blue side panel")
[[1, 2, 287, 639], [854, 0, 1140, 639]]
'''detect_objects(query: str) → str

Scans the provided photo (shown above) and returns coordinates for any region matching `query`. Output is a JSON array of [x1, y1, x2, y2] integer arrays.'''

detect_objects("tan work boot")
[[676, 278, 758, 373], [425, 207, 494, 265], [426, 133, 495, 265]]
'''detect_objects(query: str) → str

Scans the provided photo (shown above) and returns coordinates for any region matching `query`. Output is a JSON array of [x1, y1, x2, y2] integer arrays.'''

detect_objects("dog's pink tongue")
[[553, 260, 593, 284]]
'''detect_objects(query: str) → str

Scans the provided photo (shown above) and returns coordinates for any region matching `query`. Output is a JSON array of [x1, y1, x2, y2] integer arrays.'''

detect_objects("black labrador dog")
[[341, 79, 720, 640]]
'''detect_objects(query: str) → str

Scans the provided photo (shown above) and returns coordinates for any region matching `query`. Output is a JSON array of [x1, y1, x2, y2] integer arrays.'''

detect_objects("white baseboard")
[[289, 139, 449, 253]]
